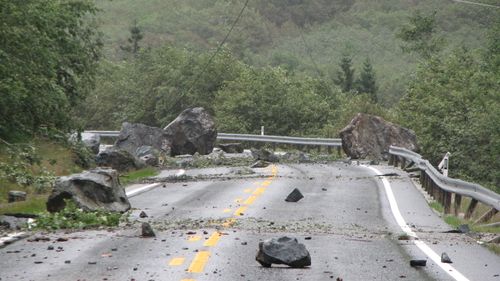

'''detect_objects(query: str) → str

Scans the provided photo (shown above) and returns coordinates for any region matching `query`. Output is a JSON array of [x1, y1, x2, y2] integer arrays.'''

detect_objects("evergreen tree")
[[121, 20, 143, 55], [397, 11, 444, 59], [356, 58, 378, 102], [335, 54, 355, 92]]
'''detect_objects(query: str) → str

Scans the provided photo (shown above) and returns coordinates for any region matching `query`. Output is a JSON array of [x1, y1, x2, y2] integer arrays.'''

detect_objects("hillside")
[[95, 0, 498, 105]]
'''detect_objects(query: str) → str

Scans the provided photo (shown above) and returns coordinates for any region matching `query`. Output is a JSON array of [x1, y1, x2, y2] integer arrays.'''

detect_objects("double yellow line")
[[175, 165, 278, 280]]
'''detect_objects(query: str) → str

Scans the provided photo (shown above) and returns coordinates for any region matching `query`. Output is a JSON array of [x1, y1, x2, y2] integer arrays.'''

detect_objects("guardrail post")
[[474, 208, 499, 224], [400, 157, 406, 169], [464, 199, 478, 220], [337, 147, 342, 157], [388, 155, 394, 165], [454, 194, 462, 216], [443, 191, 452, 214], [327, 146, 332, 154], [393, 156, 399, 167]]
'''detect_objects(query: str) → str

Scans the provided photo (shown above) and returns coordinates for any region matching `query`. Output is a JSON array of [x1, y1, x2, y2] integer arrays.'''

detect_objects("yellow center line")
[[234, 205, 248, 216], [261, 180, 272, 187], [204, 232, 222, 247], [243, 188, 252, 193], [234, 198, 243, 203], [169, 257, 185, 266], [181, 279, 195, 281], [243, 195, 258, 205], [187, 251, 210, 273], [187, 235, 201, 242], [253, 187, 266, 195], [223, 208, 231, 213]]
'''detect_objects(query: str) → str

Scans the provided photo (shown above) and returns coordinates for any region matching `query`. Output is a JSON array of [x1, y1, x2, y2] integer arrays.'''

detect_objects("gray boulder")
[[163, 107, 217, 156], [135, 146, 159, 166], [115, 122, 171, 156], [0, 215, 29, 230], [339, 113, 419, 160], [96, 147, 143, 172], [256, 236, 311, 268], [218, 143, 244, 153], [251, 148, 279, 163], [46, 168, 130, 213]]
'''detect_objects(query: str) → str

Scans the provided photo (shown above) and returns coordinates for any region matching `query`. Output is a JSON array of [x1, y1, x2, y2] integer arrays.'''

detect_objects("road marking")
[[366, 166, 470, 281], [261, 180, 272, 187], [243, 195, 258, 205], [223, 208, 231, 213], [234, 206, 248, 216], [252, 187, 266, 195], [234, 198, 243, 203], [126, 183, 161, 197], [169, 257, 185, 266], [181, 279, 195, 281], [188, 235, 201, 242], [204, 232, 222, 247], [187, 251, 210, 273], [244, 188, 252, 193]]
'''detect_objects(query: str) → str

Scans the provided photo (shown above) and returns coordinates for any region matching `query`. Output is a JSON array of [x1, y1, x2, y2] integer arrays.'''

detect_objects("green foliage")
[[397, 11, 444, 59], [0, 141, 55, 193], [35, 200, 123, 230], [0, 0, 101, 140], [397, 43, 500, 192], [356, 58, 378, 102], [335, 54, 355, 92], [120, 167, 158, 185], [120, 20, 143, 55]]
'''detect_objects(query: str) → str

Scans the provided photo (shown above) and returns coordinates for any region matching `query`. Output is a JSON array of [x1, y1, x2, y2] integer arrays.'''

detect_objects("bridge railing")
[[389, 145, 499, 224]]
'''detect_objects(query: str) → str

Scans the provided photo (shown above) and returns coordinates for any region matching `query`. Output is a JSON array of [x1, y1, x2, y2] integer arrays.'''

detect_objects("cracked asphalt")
[[1, 162, 499, 281]]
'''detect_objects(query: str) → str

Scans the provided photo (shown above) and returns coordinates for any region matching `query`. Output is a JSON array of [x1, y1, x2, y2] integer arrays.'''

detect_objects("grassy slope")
[[0, 140, 83, 214], [94, 0, 497, 106]]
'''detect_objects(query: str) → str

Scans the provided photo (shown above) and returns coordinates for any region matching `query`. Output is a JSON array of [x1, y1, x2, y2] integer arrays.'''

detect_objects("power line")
[[450, 0, 500, 9], [167, 0, 250, 113]]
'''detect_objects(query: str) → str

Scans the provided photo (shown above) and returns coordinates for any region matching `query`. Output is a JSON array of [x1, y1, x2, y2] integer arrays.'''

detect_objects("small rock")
[[141, 222, 156, 237], [88, 261, 97, 265], [441, 252, 452, 263], [250, 160, 269, 168], [56, 237, 68, 242], [47, 245, 54, 250], [285, 188, 304, 202], [8, 191, 27, 203], [64, 260, 71, 264], [139, 211, 148, 218], [304, 237, 312, 240], [410, 260, 426, 267], [321, 188, 327, 191]]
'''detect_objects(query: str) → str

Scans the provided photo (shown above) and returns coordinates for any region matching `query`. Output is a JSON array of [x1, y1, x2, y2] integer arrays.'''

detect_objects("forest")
[[0, 0, 499, 191]]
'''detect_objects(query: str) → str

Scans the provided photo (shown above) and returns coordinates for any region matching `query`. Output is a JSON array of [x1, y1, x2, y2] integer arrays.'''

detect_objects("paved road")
[[1, 162, 499, 281]]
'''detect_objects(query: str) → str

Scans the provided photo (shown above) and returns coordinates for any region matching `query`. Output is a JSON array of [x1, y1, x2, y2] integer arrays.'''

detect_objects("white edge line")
[[126, 183, 161, 197], [364, 165, 470, 281]]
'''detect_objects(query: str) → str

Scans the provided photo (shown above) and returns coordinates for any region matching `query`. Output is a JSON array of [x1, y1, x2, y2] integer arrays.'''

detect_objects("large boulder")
[[135, 146, 160, 166], [339, 113, 418, 160], [163, 107, 217, 156], [115, 122, 171, 156], [256, 236, 311, 268], [96, 147, 143, 172], [46, 168, 130, 213]]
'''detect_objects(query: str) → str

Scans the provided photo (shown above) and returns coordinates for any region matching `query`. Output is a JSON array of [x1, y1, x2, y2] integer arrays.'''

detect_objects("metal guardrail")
[[389, 145, 500, 223], [84, 131, 342, 147]]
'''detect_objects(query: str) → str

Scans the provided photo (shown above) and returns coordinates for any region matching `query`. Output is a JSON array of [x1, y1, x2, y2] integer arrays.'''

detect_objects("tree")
[[356, 58, 377, 102], [335, 54, 355, 92], [0, 0, 101, 140], [120, 20, 144, 55], [396, 11, 444, 59]]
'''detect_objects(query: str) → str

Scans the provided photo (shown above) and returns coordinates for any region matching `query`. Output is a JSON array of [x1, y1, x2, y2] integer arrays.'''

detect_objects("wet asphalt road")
[[0, 162, 499, 281]]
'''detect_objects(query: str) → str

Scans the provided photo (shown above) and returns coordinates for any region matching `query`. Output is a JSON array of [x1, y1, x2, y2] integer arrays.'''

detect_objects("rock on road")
[[1, 162, 499, 281]]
